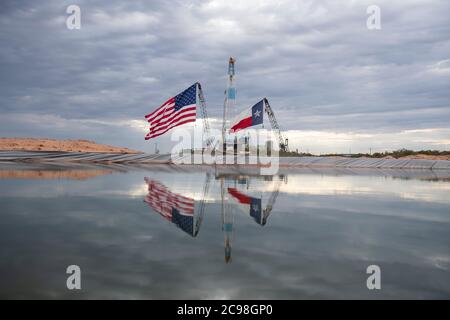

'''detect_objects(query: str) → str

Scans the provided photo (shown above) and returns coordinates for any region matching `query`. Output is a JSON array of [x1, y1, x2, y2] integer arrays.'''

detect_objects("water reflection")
[[1, 163, 450, 298], [144, 177, 204, 237], [221, 174, 284, 263], [143, 171, 287, 263], [224, 174, 285, 226]]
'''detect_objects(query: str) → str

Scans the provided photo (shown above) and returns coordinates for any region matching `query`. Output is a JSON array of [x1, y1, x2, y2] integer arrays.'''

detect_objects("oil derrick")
[[220, 57, 290, 156], [222, 57, 236, 155]]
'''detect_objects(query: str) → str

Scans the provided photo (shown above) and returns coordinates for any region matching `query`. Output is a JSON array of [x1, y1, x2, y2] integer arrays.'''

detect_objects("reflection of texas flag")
[[230, 100, 264, 133], [228, 187, 262, 225]]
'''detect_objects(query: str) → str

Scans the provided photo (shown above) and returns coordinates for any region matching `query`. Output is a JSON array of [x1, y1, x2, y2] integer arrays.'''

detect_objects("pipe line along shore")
[[1, 151, 450, 170]]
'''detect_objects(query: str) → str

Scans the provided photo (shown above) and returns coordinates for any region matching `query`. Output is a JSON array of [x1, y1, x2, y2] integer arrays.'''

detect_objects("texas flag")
[[230, 99, 264, 133]]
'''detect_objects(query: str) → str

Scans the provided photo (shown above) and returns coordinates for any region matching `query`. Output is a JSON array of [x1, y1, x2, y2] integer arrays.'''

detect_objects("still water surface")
[[0, 163, 449, 299]]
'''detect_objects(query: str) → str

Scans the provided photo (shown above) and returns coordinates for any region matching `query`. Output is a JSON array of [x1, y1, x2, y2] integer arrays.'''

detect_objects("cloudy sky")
[[1, 0, 449, 153]]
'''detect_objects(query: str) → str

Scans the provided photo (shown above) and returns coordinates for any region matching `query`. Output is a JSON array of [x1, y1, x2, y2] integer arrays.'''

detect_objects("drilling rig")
[[222, 57, 237, 155], [221, 58, 290, 154]]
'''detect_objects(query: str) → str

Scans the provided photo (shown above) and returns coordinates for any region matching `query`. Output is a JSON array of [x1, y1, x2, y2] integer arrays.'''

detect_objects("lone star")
[[254, 109, 261, 117]]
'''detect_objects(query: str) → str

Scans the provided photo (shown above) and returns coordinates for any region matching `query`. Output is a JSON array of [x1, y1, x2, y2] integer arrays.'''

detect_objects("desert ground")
[[1, 137, 449, 160], [0, 138, 142, 154]]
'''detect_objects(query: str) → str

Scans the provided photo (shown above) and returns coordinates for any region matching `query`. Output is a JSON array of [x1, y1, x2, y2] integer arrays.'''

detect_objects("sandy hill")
[[399, 154, 450, 160], [0, 138, 142, 154]]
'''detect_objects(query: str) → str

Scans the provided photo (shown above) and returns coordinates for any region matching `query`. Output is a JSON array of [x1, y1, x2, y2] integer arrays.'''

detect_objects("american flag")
[[144, 83, 197, 140], [144, 177, 196, 236]]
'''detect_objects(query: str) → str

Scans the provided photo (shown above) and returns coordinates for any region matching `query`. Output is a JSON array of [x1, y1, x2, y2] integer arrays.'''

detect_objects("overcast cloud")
[[0, 0, 449, 153]]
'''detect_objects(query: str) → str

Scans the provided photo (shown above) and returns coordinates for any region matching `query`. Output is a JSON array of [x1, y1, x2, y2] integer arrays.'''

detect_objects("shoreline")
[[1, 151, 450, 170]]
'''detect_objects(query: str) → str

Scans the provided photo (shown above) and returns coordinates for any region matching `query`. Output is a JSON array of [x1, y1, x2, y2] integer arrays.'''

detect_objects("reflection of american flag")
[[144, 83, 197, 140], [144, 177, 195, 236]]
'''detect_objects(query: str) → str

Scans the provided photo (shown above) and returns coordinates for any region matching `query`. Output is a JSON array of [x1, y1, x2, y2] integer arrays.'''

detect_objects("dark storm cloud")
[[0, 0, 449, 152]]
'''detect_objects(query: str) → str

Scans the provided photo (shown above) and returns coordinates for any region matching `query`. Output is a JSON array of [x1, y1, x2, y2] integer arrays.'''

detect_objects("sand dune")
[[0, 138, 142, 154], [400, 154, 450, 161]]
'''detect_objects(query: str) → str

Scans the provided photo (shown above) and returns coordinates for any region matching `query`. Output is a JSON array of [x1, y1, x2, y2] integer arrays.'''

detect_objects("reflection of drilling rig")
[[145, 169, 284, 264], [220, 177, 234, 263], [217, 172, 285, 263], [224, 173, 284, 226]]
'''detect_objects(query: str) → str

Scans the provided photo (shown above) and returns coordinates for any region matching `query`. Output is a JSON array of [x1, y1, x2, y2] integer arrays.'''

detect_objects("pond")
[[0, 163, 449, 299]]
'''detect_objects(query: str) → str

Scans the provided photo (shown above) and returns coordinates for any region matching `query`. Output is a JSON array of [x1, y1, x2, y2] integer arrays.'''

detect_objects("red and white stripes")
[[144, 178, 195, 218], [144, 95, 197, 140]]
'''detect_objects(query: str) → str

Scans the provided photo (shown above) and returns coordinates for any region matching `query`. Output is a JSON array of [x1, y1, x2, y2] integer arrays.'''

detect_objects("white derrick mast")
[[222, 57, 236, 155]]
